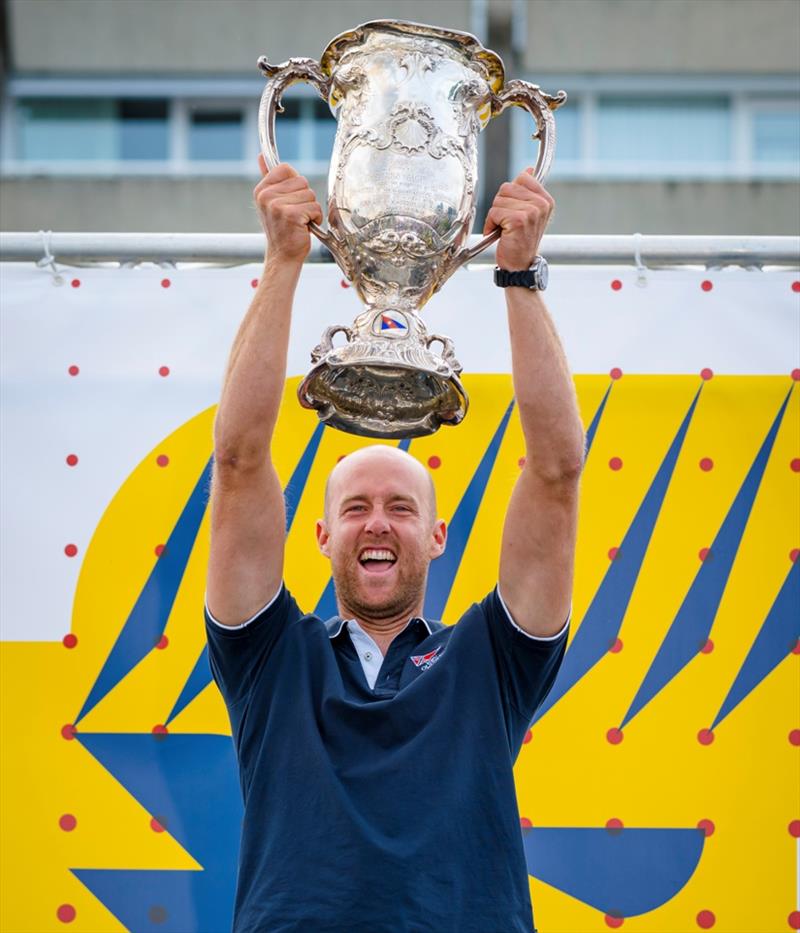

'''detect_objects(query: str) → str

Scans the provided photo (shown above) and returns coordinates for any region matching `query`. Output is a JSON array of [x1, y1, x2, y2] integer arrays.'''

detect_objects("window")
[[511, 79, 799, 179], [189, 109, 244, 160], [14, 97, 168, 161], [119, 100, 169, 160], [752, 108, 800, 164], [312, 98, 337, 160], [596, 96, 730, 163]]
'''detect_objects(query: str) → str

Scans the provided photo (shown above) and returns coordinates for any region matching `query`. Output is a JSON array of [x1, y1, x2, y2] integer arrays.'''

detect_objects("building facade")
[[1, 0, 798, 235]]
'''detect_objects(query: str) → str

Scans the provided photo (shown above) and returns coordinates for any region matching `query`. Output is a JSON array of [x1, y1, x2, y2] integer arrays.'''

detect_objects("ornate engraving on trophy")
[[258, 19, 565, 437]]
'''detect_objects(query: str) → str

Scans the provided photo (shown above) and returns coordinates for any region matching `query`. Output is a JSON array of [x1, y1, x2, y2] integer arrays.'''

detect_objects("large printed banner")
[[1, 261, 798, 932]]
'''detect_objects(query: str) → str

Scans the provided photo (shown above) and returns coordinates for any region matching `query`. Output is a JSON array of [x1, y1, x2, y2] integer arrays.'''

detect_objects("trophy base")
[[298, 362, 468, 439]]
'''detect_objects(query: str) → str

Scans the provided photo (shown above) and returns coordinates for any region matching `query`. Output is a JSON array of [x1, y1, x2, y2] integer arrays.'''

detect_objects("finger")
[[492, 195, 553, 215], [268, 189, 319, 207], [496, 181, 541, 202], [515, 170, 554, 203], [284, 203, 323, 226], [255, 173, 310, 198], [264, 162, 299, 185], [258, 153, 268, 176]]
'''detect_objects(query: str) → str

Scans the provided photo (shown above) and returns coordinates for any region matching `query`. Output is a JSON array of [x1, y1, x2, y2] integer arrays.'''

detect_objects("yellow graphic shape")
[[1, 375, 797, 932]]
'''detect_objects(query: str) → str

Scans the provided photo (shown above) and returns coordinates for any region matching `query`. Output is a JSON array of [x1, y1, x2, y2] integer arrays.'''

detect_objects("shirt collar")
[[324, 615, 434, 639]]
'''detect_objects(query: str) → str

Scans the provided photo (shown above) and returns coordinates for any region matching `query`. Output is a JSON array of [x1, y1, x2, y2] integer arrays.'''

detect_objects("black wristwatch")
[[493, 256, 549, 291]]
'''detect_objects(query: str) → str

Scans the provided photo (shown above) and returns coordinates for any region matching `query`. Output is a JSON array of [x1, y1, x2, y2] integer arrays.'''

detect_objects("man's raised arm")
[[206, 159, 323, 627], [487, 170, 586, 638]]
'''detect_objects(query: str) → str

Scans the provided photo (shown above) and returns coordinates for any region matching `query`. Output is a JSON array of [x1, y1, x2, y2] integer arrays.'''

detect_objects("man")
[[206, 156, 584, 933]]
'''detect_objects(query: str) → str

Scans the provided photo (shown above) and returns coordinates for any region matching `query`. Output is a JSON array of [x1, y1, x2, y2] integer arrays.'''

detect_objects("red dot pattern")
[[611, 279, 622, 291], [522, 729, 532, 745], [605, 915, 624, 929], [427, 456, 441, 469], [608, 547, 620, 561], [605, 818, 624, 834], [696, 909, 715, 928], [68, 365, 79, 376], [156, 454, 169, 468], [610, 367, 623, 380], [699, 457, 714, 472], [789, 729, 800, 746], [520, 817, 532, 828], [57, 904, 76, 923], [59, 814, 77, 831], [700, 638, 714, 655], [64, 544, 78, 557], [66, 454, 78, 466], [701, 368, 714, 380], [791, 549, 799, 564], [790, 910, 800, 930], [791, 458, 800, 472], [150, 816, 166, 833], [789, 820, 800, 838], [70, 279, 81, 289], [159, 366, 170, 377], [251, 278, 259, 289], [518, 456, 526, 469], [340, 278, 351, 289], [701, 280, 713, 292], [792, 369, 800, 381], [155, 544, 165, 557], [62, 633, 78, 649], [792, 637, 800, 652], [697, 819, 715, 837], [61, 724, 76, 740], [607, 727, 623, 745], [609, 637, 623, 653], [152, 724, 168, 736], [161, 278, 171, 289], [609, 457, 623, 471], [155, 635, 169, 650], [698, 728, 715, 745], [699, 547, 711, 561], [792, 281, 800, 293]]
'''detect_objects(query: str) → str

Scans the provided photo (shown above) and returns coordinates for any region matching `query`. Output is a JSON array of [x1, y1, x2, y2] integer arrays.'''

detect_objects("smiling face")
[[316, 446, 446, 624]]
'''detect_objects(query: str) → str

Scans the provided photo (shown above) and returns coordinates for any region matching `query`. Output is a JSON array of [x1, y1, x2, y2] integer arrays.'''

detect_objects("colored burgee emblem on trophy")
[[258, 19, 566, 438]]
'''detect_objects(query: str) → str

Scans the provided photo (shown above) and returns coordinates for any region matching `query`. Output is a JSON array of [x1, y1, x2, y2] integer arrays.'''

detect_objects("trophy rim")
[[320, 19, 505, 94]]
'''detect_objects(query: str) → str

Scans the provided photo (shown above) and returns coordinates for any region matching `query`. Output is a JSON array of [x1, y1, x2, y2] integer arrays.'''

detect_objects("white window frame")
[[0, 77, 334, 178], [510, 74, 800, 181]]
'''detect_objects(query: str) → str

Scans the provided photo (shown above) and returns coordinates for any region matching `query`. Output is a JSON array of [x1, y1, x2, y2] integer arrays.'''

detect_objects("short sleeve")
[[481, 586, 569, 734], [204, 584, 303, 711]]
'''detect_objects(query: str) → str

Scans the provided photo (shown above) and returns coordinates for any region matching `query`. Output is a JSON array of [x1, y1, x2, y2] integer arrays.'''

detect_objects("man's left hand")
[[484, 169, 555, 271]]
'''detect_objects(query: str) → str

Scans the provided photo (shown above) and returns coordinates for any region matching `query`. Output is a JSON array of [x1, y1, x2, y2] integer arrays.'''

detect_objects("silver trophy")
[[258, 19, 565, 438]]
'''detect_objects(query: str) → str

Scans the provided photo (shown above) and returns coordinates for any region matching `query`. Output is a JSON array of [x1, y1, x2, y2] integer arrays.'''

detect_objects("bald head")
[[324, 445, 437, 524]]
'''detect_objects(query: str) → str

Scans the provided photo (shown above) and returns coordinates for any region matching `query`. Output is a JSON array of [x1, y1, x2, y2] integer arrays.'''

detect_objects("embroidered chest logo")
[[410, 645, 443, 672]]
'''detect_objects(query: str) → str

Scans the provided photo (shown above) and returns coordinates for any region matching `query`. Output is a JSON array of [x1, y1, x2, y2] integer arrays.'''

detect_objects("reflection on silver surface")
[[259, 19, 566, 438]]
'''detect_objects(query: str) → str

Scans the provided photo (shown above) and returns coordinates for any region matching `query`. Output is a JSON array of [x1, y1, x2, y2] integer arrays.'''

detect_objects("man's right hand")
[[254, 155, 323, 264]]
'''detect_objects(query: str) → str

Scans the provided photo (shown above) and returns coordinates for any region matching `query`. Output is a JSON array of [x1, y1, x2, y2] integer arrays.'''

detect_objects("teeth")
[[360, 549, 396, 563]]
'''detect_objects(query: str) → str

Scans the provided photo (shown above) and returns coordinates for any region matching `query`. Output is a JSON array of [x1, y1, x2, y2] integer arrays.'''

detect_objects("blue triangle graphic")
[[76, 458, 213, 724], [534, 388, 702, 723], [621, 387, 793, 728]]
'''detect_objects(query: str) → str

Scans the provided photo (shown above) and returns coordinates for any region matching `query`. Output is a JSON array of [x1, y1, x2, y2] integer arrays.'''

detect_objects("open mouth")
[[358, 548, 397, 574]]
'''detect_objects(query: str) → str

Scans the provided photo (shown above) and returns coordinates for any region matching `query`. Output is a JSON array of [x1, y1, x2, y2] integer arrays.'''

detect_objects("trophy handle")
[[455, 81, 567, 267], [310, 324, 354, 363], [257, 56, 350, 271], [426, 333, 463, 376]]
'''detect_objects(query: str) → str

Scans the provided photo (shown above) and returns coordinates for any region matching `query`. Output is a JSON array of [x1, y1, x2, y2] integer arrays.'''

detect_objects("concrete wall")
[[522, 0, 800, 73], [2, 175, 798, 235], [8, 0, 474, 73]]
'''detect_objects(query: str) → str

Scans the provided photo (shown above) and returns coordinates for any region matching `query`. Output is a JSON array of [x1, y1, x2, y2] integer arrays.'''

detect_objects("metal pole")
[[0, 232, 798, 267]]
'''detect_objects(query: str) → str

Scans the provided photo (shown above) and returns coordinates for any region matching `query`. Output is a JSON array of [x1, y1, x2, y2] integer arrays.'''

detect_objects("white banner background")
[[1, 261, 798, 641]]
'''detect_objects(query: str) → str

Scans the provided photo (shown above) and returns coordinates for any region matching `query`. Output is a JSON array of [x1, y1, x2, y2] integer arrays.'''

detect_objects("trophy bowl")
[[258, 19, 565, 438]]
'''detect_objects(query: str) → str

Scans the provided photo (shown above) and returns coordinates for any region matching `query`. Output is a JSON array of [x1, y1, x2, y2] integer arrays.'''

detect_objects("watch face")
[[534, 259, 549, 290]]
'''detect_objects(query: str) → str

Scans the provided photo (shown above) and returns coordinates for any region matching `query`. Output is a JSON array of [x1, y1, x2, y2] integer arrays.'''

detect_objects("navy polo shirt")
[[206, 585, 568, 933]]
